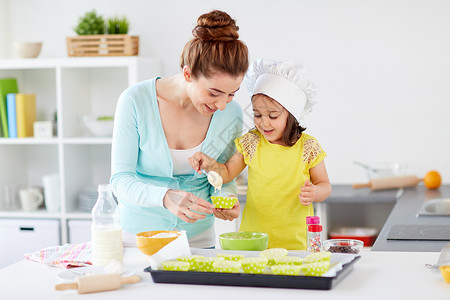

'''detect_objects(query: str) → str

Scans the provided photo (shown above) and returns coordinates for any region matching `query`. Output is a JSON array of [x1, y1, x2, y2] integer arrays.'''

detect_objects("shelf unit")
[[0, 57, 162, 246]]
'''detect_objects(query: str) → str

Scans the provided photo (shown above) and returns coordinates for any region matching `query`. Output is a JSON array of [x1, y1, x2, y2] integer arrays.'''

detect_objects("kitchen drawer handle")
[[19, 227, 34, 231]]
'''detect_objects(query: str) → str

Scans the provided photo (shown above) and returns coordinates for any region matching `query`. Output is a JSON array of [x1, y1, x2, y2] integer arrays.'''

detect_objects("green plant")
[[74, 10, 106, 35], [107, 16, 129, 34]]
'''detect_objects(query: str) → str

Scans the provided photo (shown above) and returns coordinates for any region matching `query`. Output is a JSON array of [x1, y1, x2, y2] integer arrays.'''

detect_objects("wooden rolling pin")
[[55, 274, 140, 294], [352, 175, 422, 190]]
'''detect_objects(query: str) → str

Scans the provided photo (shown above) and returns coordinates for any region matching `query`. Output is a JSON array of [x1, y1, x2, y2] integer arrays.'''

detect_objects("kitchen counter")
[[0, 248, 447, 299], [372, 185, 450, 252]]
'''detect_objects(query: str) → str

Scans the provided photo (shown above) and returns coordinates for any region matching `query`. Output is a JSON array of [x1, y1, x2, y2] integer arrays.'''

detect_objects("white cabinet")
[[0, 57, 161, 245], [0, 218, 60, 268], [67, 219, 92, 244]]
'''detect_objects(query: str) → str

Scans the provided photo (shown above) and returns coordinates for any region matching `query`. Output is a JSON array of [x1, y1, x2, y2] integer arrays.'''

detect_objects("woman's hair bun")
[[192, 10, 239, 42]]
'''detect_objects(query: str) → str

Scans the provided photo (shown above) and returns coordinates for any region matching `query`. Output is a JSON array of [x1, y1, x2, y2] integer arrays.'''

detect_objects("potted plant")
[[67, 10, 139, 57], [107, 16, 129, 34], [73, 10, 105, 35]]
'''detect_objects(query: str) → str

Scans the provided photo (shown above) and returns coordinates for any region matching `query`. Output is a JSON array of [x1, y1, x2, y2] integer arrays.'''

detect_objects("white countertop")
[[0, 248, 447, 299]]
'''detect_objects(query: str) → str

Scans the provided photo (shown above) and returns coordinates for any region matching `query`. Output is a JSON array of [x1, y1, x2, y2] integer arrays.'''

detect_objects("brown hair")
[[283, 112, 306, 146], [180, 10, 249, 78]]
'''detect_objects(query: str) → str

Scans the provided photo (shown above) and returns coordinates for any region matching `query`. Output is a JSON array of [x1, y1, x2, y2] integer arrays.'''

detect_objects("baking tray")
[[144, 249, 361, 290]]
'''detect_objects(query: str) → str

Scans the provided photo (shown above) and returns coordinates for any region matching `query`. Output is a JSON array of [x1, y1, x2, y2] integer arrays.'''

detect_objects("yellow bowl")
[[440, 266, 450, 283], [136, 230, 181, 256]]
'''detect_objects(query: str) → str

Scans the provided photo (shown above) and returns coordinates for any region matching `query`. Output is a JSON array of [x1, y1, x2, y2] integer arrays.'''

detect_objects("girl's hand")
[[188, 151, 216, 174], [163, 189, 214, 223], [213, 200, 240, 221], [299, 180, 316, 206]]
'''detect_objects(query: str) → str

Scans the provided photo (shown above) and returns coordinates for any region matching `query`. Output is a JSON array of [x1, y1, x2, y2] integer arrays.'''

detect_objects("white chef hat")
[[244, 59, 317, 121]]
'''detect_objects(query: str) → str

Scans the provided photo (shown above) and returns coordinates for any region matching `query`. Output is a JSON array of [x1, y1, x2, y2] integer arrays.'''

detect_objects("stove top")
[[387, 224, 450, 241]]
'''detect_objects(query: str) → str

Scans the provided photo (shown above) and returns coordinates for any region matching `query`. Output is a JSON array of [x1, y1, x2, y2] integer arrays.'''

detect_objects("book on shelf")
[[0, 78, 19, 137], [16, 93, 36, 138], [6, 93, 17, 138]]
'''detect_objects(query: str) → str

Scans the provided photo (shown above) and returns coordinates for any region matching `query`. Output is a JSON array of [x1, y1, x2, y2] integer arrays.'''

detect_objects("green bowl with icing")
[[219, 231, 269, 251]]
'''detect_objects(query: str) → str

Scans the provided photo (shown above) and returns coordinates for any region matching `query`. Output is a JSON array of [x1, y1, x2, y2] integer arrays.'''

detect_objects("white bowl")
[[81, 116, 114, 137], [14, 42, 43, 58]]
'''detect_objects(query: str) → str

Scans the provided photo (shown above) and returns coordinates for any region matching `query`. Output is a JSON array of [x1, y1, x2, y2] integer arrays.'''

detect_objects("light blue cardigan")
[[110, 78, 243, 238]]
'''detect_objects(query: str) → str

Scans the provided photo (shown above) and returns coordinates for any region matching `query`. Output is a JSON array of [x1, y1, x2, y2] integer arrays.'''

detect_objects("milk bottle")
[[91, 184, 123, 266]]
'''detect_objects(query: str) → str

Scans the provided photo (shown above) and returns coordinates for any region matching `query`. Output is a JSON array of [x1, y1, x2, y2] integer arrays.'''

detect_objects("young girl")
[[189, 59, 331, 250]]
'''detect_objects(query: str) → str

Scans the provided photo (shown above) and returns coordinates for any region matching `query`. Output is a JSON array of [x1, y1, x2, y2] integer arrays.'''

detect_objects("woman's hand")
[[189, 151, 216, 174], [213, 200, 240, 221], [299, 180, 316, 206], [163, 189, 214, 223]]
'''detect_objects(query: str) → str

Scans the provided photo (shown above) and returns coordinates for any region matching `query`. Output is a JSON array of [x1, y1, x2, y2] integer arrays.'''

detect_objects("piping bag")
[[352, 175, 422, 190], [149, 230, 191, 270]]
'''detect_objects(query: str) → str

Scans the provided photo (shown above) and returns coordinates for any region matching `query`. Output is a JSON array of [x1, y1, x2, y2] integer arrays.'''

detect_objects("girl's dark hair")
[[283, 112, 306, 146], [180, 10, 249, 78]]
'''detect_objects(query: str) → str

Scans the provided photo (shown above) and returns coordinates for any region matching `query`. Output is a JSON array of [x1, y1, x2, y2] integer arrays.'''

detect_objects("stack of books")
[[0, 78, 36, 138]]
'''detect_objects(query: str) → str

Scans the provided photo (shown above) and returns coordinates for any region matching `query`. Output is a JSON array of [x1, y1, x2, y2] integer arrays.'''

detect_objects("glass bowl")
[[323, 239, 364, 254]]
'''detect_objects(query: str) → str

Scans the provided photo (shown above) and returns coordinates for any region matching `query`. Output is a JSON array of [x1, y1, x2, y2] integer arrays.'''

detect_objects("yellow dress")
[[235, 130, 327, 250]]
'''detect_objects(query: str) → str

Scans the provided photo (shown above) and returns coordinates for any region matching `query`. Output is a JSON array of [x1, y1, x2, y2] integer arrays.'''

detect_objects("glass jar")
[[307, 224, 323, 253]]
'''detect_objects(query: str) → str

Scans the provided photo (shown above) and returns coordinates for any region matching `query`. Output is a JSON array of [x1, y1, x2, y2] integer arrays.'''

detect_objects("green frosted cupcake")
[[260, 248, 288, 265], [161, 261, 190, 271], [273, 256, 303, 266], [271, 265, 302, 276], [241, 257, 268, 274], [216, 253, 245, 261], [213, 260, 241, 273], [177, 255, 204, 270], [303, 251, 331, 264], [194, 257, 225, 272], [299, 262, 330, 276]]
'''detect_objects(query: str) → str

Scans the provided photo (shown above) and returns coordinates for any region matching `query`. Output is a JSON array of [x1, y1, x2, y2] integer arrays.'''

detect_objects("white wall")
[[4, 0, 450, 184], [0, 0, 8, 58]]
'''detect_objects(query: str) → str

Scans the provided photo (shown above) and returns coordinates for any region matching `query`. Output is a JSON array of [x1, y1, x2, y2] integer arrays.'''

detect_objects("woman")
[[110, 10, 249, 248]]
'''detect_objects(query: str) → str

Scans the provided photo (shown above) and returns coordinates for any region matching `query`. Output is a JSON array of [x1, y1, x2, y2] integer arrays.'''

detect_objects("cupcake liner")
[[211, 196, 238, 209], [194, 257, 225, 272], [241, 257, 268, 274], [271, 265, 302, 276], [260, 248, 288, 265], [213, 260, 241, 273], [299, 262, 330, 276], [161, 261, 190, 271], [273, 256, 303, 265], [303, 251, 331, 264], [216, 253, 245, 261], [177, 255, 204, 270]]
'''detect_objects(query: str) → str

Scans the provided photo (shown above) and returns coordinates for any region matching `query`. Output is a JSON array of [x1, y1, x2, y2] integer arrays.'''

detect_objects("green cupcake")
[[299, 262, 330, 276], [303, 251, 331, 264], [273, 256, 303, 266], [271, 265, 302, 276], [241, 257, 268, 274], [161, 261, 190, 271], [213, 260, 241, 273]]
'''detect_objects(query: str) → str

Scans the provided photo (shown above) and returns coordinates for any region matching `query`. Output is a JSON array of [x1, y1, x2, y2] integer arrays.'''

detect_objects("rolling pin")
[[55, 274, 140, 294], [352, 175, 422, 190]]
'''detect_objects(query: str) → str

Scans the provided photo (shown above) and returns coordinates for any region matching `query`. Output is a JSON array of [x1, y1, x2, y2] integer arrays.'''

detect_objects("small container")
[[307, 224, 323, 253]]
